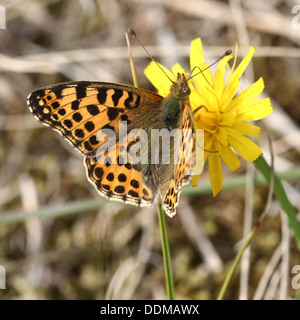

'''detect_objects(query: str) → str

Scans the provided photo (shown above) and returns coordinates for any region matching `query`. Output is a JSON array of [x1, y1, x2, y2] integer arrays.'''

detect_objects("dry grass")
[[0, 0, 300, 300]]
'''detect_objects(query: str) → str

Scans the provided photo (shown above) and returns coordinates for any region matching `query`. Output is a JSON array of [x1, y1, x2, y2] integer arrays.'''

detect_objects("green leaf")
[[255, 155, 300, 251]]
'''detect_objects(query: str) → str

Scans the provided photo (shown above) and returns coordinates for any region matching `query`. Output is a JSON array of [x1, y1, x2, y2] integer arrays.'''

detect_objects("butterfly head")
[[170, 73, 191, 99]]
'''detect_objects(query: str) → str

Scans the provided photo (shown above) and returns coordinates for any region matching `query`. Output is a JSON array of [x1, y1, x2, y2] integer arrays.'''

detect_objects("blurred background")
[[0, 0, 300, 300]]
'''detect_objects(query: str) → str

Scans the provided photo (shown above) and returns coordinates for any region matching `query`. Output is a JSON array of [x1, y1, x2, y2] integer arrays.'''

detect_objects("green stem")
[[157, 200, 175, 300], [217, 222, 259, 300], [218, 154, 300, 299], [255, 155, 300, 250]]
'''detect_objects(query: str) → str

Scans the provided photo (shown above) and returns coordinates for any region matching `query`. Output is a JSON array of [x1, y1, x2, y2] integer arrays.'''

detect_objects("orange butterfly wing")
[[27, 76, 195, 216], [161, 103, 195, 216], [27, 81, 164, 206], [27, 81, 163, 156]]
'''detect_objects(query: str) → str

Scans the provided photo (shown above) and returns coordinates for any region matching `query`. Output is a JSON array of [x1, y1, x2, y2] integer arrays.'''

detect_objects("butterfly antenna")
[[128, 28, 174, 84], [186, 49, 232, 83]]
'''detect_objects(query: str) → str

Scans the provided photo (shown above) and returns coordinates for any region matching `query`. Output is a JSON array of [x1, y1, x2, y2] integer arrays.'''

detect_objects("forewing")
[[27, 81, 163, 156]]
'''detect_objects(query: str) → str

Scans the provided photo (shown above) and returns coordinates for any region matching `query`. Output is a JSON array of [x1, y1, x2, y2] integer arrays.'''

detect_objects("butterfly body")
[[27, 74, 195, 216]]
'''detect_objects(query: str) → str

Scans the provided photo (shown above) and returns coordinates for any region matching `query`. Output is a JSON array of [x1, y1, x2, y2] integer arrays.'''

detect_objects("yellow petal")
[[144, 61, 174, 97], [228, 135, 262, 162], [219, 144, 241, 171], [218, 111, 236, 126], [190, 38, 213, 88], [208, 154, 223, 196], [225, 77, 265, 113], [220, 75, 240, 112], [236, 98, 273, 121], [171, 63, 186, 75], [214, 56, 233, 98], [232, 46, 255, 79], [191, 89, 218, 113], [214, 126, 229, 146], [226, 122, 261, 137], [192, 69, 213, 93], [190, 91, 204, 112], [190, 38, 205, 69], [191, 174, 200, 187], [204, 132, 214, 150]]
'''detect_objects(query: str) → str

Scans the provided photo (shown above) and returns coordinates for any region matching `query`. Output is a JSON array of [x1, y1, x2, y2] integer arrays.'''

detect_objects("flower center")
[[194, 108, 219, 133]]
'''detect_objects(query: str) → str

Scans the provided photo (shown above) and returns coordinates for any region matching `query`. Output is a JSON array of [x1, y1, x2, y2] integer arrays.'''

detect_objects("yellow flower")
[[144, 38, 273, 196]]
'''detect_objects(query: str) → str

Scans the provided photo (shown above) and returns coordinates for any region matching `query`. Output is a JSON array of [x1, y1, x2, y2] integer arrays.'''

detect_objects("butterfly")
[[27, 74, 195, 216]]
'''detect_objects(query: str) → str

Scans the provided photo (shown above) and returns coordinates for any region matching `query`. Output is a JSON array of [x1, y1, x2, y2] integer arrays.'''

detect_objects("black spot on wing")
[[63, 119, 73, 129], [85, 121, 95, 132], [124, 92, 140, 109], [128, 190, 139, 198], [125, 163, 132, 170], [142, 188, 149, 196], [106, 172, 114, 181], [71, 100, 80, 110], [102, 184, 111, 191], [120, 114, 131, 125], [51, 102, 60, 109], [54, 88, 63, 99], [114, 185, 125, 194], [95, 167, 104, 179], [58, 109, 66, 116], [87, 105, 100, 116], [107, 108, 123, 121], [89, 135, 98, 145], [97, 87, 108, 105], [75, 128, 85, 139], [84, 141, 93, 152], [112, 89, 123, 107], [118, 174, 127, 182], [72, 112, 82, 122], [130, 179, 140, 188], [76, 85, 87, 99]]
